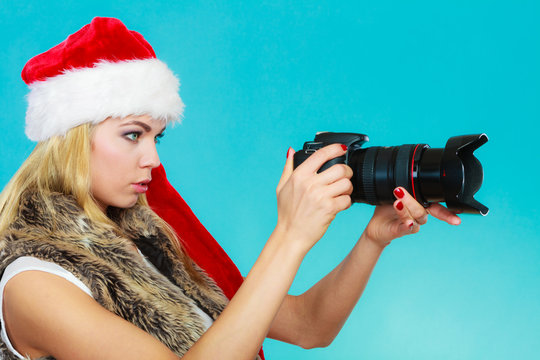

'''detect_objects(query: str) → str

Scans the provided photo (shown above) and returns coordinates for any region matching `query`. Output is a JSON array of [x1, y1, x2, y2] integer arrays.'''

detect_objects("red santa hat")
[[22, 17, 184, 141]]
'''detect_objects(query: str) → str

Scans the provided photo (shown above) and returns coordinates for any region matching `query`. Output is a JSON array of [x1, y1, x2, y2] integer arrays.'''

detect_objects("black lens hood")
[[441, 134, 489, 215]]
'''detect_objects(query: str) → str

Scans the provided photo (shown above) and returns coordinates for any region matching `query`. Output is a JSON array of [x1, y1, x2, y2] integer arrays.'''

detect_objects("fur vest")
[[0, 191, 259, 360]]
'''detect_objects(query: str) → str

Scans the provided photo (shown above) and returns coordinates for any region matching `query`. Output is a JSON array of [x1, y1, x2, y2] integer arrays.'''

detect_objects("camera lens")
[[349, 144, 430, 205], [347, 135, 488, 215]]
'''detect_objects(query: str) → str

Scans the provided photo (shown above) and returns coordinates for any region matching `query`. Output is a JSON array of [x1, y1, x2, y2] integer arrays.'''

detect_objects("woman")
[[0, 17, 460, 360]]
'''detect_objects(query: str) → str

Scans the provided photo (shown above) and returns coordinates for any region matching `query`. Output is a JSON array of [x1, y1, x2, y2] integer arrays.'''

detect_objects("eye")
[[155, 133, 165, 144], [124, 131, 141, 142]]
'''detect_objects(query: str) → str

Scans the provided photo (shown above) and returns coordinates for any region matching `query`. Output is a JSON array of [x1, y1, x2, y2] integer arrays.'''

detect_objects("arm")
[[4, 271, 179, 360], [267, 231, 384, 348], [5, 230, 307, 360], [183, 144, 352, 359], [267, 171, 462, 348], [5, 144, 353, 360]]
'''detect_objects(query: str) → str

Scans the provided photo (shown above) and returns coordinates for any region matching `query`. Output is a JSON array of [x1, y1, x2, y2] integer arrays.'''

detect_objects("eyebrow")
[[121, 120, 166, 134]]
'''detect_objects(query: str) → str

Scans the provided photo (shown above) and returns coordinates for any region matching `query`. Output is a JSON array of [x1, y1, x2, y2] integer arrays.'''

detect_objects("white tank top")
[[0, 255, 214, 359]]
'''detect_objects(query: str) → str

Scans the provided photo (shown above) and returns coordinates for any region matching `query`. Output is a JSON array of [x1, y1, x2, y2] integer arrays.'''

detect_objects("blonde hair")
[[0, 124, 102, 232], [0, 123, 204, 284]]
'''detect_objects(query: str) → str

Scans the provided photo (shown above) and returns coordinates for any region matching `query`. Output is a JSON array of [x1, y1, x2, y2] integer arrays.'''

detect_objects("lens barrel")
[[350, 144, 455, 205], [350, 145, 424, 205]]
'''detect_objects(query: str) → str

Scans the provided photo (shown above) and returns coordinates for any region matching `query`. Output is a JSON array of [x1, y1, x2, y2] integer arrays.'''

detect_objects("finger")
[[316, 164, 353, 185], [334, 194, 352, 213], [297, 143, 347, 174], [384, 209, 419, 238], [276, 147, 295, 193], [393, 187, 428, 225], [396, 220, 420, 235], [427, 203, 461, 225], [325, 177, 353, 198], [393, 199, 417, 228]]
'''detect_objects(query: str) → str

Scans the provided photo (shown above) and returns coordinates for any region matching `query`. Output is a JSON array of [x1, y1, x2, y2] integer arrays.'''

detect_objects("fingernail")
[[394, 187, 404, 199], [409, 222, 414, 229], [341, 144, 348, 151], [396, 201, 404, 211], [286, 147, 292, 159]]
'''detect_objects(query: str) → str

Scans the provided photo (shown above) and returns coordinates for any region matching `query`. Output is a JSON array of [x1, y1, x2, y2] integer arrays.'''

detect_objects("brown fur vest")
[[0, 192, 256, 360]]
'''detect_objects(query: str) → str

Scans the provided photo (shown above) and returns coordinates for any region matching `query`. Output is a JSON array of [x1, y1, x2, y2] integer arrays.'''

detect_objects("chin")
[[110, 196, 139, 209], [125, 198, 140, 208]]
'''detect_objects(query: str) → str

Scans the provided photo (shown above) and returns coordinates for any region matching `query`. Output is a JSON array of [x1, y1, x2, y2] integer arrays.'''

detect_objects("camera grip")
[[293, 150, 346, 173]]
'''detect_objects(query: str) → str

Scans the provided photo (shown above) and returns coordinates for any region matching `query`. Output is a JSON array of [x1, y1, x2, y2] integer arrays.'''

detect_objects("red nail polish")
[[341, 144, 348, 151], [396, 201, 403, 211], [409, 222, 414, 229], [286, 147, 292, 159], [394, 187, 404, 199]]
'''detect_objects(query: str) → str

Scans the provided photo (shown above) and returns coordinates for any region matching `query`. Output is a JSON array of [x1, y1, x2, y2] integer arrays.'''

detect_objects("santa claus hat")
[[22, 17, 184, 141]]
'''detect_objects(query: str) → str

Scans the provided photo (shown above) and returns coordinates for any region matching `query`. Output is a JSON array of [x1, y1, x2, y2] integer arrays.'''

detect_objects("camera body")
[[293, 132, 488, 215]]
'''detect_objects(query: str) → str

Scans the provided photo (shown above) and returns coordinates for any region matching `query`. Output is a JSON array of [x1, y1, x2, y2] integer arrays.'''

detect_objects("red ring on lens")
[[410, 144, 421, 202]]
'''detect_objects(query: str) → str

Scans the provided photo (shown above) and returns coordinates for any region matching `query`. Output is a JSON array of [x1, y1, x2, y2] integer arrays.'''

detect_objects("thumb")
[[276, 147, 295, 193]]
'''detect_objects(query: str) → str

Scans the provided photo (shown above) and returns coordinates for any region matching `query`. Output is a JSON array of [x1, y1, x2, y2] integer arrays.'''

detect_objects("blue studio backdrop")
[[1, 1, 538, 359]]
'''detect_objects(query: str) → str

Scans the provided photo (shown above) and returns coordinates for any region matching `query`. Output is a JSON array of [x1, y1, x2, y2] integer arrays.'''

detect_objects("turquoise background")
[[1, 1, 538, 359]]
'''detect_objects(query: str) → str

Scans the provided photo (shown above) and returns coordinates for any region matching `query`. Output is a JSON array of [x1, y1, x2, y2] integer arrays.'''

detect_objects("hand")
[[275, 144, 353, 252], [363, 187, 461, 249]]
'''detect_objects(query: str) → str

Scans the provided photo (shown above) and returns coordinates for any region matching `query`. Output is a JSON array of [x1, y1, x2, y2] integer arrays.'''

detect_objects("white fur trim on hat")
[[25, 58, 184, 141]]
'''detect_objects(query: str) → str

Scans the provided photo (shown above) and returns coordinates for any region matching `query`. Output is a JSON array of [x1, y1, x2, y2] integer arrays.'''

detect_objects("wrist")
[[360, 231, 389, 252], [272, 222, 311, 258]]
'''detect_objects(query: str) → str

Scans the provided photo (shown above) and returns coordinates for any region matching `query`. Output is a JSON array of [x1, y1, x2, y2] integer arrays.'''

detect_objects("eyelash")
[[124, 132, 165, 144], [155, 133, 164, 144], [124, 131, 142, 142]]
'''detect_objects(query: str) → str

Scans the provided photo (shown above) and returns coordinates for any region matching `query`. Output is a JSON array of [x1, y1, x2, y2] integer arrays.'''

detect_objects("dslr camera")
[[293, 132, 488, 215]]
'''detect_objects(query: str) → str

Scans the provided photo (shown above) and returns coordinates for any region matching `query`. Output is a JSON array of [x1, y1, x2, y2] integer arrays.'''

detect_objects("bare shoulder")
[[3, 270, 178, 360]]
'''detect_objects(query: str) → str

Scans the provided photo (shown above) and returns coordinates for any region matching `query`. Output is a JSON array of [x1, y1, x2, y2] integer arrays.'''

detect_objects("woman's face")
[[90, 115, 165, 211]]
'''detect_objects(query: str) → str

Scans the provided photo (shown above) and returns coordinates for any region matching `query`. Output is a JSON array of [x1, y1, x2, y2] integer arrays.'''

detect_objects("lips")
[[132, 179, 151, 194]]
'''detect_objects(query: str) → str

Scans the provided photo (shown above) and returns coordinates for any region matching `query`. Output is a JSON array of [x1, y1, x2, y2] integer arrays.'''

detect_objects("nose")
[[139, 141, 161, 169]]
